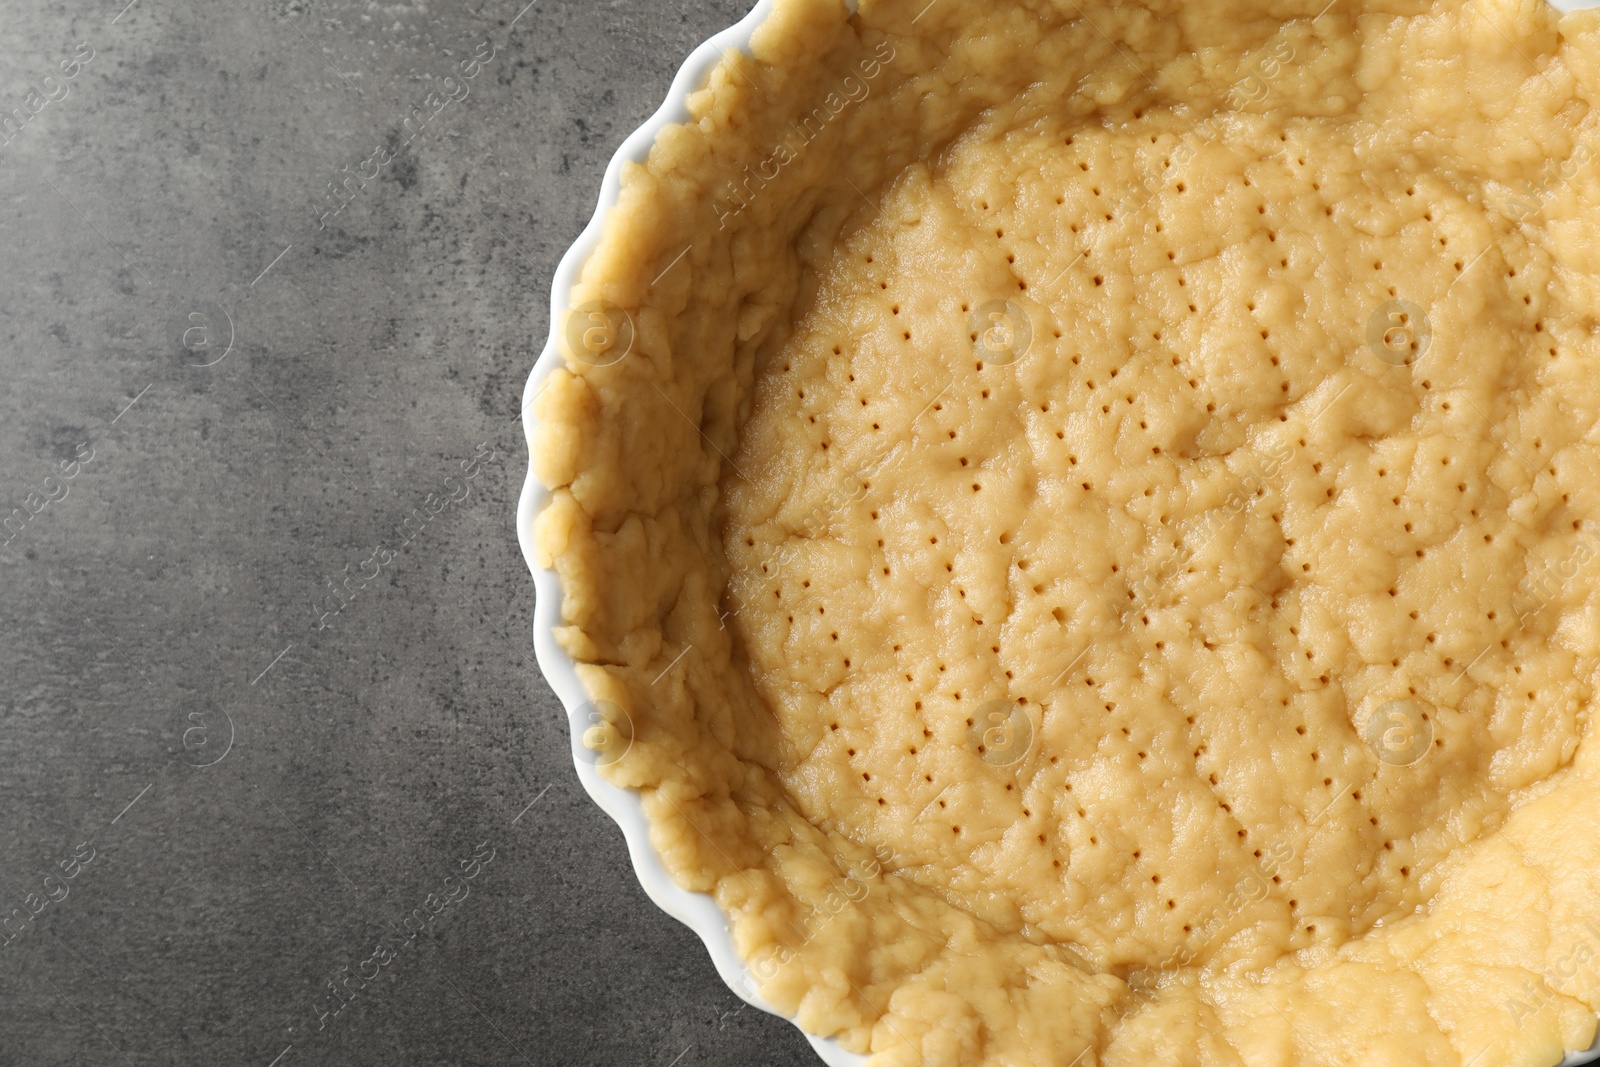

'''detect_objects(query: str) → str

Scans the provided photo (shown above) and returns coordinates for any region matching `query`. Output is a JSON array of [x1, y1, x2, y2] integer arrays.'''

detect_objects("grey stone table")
[[0, 1, 816, 1063]]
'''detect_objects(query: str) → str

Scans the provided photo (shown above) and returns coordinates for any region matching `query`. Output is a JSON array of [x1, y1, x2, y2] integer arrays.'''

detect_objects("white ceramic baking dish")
[[516, 2, 1600, 1063]]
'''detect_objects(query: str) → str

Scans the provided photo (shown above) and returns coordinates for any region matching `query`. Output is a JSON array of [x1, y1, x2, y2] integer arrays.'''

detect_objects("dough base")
[[534, 0, 1600, 1062]]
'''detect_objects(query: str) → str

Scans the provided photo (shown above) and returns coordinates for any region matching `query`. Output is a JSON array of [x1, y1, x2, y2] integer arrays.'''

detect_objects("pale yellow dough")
[[532, 0, 1600, 1063]]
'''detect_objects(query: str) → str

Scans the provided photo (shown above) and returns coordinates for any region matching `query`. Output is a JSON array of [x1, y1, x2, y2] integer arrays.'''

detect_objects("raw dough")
[[533, 0, 1600, 1062]]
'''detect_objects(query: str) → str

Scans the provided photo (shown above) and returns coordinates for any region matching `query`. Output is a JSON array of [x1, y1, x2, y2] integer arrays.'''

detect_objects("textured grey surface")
[[0, 1, 818, 1064]]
